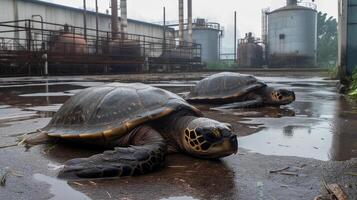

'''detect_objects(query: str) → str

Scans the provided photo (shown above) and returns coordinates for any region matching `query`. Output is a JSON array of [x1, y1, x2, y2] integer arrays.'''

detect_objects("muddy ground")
[[0, 71, 356, 200]]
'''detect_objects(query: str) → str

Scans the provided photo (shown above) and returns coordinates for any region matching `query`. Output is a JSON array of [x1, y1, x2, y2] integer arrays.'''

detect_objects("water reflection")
[[236, 77, 340, 161], [329, 97, 357, 161], [45, 144, 238, 200]]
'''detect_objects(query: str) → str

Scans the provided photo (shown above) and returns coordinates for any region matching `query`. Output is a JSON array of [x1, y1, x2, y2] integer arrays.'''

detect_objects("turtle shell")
[[186, 72, 266, 101], [42, 83, 202, 140]]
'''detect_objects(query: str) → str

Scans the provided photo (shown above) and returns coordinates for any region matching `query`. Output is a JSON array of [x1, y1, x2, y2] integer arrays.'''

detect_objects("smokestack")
[[111, 0, 119, 39], [188, 0, 193, 46], [178, 0, 184, 46], [287, 0, 297, 6], [83, 0, 87, 40], [120, 0, 128, 38], [261, 9, 268, 44]]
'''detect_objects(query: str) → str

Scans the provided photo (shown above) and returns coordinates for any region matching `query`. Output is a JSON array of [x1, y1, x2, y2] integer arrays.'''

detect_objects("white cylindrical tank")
[[267, 3, 317, 67], [184, 19, 221, 63]]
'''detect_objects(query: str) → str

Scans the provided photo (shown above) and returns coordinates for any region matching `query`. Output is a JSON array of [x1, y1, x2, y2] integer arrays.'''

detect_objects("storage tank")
[[267, 0, 317, 67], [49, 33, 88, 55], [185, 19, 221, 63], [238, 32, 263, 67]]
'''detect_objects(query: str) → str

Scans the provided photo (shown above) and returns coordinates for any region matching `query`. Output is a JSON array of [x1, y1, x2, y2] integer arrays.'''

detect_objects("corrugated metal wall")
[[347, 0, 357, 75], [0, 0, 171, 39]]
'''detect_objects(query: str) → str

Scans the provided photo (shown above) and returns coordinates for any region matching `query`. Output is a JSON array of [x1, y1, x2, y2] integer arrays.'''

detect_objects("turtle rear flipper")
[[58, 126, 167, 179], [211, 99, 263, 111]]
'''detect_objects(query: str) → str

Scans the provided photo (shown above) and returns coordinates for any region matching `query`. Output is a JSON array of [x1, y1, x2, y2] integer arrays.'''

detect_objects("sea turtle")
[[25, 83, 237, 179], [185, 72, 295, 110]]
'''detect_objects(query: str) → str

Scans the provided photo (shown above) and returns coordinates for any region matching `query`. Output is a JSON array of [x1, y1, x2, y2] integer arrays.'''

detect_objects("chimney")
[[120, 0, 128, 38], [178, 0, 184, 46], [187, 0, 193, 46], [111, 0, 119, 39], [287, 0, 297, 6]]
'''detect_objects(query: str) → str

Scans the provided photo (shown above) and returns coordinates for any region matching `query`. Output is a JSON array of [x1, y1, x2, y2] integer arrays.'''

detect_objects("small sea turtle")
[[25, 83, 237, 179], [186, 72, 295, 110]]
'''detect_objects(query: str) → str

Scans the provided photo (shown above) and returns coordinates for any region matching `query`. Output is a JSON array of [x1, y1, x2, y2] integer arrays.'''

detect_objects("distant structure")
[[184, 18, 222, 63], [265, 0, 317, 67], [170, 0, 222, 64], [338, 0, 357, 77], [0, 0, 203, 75], [237, 32, 263, 68]]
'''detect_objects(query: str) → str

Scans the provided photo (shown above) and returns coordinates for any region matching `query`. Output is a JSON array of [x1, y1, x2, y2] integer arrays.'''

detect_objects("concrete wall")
[[0, 0, 170, 39]]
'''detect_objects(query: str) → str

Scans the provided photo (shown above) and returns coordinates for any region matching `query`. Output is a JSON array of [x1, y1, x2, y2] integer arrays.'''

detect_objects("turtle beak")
[[230, 135, 238, 154], [221, 129, 238, 154]]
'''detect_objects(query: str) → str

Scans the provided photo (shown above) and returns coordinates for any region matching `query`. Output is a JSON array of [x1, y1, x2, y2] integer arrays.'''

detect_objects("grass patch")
[[206, 61, 239, 70], [327, 66, 339, 79], [348, 68, 357, 100]]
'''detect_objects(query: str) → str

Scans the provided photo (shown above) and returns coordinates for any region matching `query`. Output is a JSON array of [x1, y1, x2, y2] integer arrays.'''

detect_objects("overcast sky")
[[45, 0, 338, 52]]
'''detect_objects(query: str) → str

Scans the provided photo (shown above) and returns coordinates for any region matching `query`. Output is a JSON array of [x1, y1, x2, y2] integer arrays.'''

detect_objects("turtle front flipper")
[[211, 99, 263, 111], [58, 126, 167, 179]]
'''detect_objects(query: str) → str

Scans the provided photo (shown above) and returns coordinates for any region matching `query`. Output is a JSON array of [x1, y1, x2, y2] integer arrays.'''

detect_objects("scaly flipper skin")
[[58, 126, 167, 179], [211, 99, 263, 111]]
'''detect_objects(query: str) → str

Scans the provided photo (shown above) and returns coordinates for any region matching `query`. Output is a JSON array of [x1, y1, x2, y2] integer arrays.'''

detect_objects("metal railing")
[[0, 19, 202, 75]]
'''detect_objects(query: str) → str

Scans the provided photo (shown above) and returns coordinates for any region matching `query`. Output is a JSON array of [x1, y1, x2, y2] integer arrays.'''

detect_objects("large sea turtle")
[[185, 72, 295, 110], [25, 83, 237, 179]]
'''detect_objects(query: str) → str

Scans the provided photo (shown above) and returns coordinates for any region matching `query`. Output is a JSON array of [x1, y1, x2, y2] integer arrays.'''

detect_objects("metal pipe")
[[188, 0, 193, 46], [163, 6, 166, 55], [287, 0, 297, 6], [42, 53, 48, 76], [95, 0, 99, 53], [178, 0, 184, 46], [120, 0, 128, 39], [234, 11, 237, 62], [261, 8, 268, 61], [31, 15, 44, 44], [83, 0, 87, 40], [111, 0, 119, 39], [13, 0, 19, 49]]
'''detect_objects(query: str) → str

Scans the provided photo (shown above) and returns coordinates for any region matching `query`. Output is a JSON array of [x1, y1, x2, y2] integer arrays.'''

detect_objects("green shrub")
[[348, 68, 357, 100], [206, 61, 238, 70], [327, 66, 338, 79]]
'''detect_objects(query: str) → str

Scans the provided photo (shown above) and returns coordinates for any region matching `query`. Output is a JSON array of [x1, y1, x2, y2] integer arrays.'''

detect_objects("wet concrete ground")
[[0, 72, 356, 200]]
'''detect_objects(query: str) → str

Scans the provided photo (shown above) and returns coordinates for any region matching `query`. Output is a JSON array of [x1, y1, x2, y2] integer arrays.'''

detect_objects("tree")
[[317, 12, 338, 68]]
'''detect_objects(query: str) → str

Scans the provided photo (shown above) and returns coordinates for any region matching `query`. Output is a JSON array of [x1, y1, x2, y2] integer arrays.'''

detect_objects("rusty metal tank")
[[107, 39, 141, 59], [50, 33, 88, 55], [238, 33, 263, 67]]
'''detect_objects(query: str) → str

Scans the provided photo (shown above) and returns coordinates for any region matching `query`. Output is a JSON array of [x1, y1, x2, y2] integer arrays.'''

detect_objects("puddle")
[[239, 121, 332, 160], [0, 107, 38, 122], [33, 174, 91, 200], [161, 196, 200, 200], [25, 104, 62, 112], [48, 163, 64, 171], [0, 75, 356, 162], [20, 92, 74, 97], [230, 76, 356, 161]]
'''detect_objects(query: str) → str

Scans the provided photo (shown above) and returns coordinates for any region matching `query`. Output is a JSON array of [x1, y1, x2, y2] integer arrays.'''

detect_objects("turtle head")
[[181, 118, 237, 159], [264, 87, 295, 105]]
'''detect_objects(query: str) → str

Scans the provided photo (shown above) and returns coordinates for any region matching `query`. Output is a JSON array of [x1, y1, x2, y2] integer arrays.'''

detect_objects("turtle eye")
[[202, 128, 222, 143], [212, 128, 222, 138]]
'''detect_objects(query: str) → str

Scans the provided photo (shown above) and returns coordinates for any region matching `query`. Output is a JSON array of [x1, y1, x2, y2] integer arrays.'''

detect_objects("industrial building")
[[1, 0, 170, 39], [0, 0, 203, 75], [168, 0, 222, 64], [237, 0, 317, 68], [338, 0, 357, 77], [262, 0, 317, 67], [237, 32, 263, 68]]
